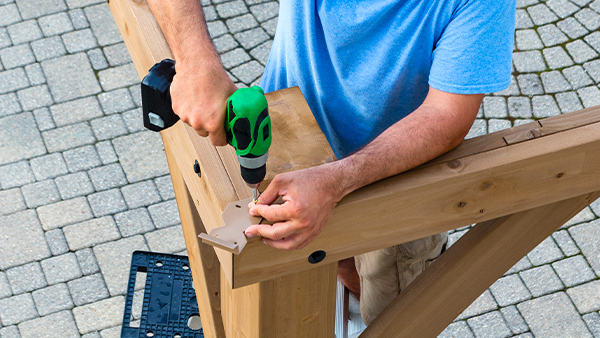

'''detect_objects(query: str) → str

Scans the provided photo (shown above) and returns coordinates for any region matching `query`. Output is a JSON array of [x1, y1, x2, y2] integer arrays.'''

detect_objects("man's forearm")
[[336, 88, 482, 198]]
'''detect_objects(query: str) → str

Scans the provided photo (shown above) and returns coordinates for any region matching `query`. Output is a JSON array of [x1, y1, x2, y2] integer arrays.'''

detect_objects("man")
[[147, 0, 515, 325]]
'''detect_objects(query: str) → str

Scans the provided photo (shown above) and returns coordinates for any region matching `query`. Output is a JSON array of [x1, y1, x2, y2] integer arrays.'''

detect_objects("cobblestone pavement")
[[0, 0, 599, 337]]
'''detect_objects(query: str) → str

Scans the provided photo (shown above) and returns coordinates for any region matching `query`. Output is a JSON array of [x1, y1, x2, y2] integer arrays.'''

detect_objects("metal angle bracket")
[[199, 197, 261, 255]]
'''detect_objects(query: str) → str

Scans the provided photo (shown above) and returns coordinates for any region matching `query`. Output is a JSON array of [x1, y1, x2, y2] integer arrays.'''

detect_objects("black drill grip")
[[141, 59, 179, 132]]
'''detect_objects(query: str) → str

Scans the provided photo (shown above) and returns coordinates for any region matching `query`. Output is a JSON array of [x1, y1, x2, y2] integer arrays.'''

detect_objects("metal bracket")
[[199, 197, 261, 255]]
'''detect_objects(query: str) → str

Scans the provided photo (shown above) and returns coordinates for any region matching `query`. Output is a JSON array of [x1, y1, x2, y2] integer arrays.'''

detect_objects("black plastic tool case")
[[121, 251, 204, 338]]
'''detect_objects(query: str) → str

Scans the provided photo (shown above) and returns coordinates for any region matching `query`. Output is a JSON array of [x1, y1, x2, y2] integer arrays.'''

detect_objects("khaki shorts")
[[354, 232, 448, 325]]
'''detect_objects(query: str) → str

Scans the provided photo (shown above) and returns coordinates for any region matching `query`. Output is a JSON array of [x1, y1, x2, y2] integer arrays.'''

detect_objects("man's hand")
[[244, 162, 347, 250], [171, 61, 237, 146]]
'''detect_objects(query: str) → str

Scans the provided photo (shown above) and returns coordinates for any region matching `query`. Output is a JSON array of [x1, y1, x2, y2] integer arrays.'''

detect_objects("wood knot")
[[526, 129, 542, 139], [556, 172, 565, 178], [479, 181, 493, 190], [457, 201, 467, 208], [448, 160, 461, 169]]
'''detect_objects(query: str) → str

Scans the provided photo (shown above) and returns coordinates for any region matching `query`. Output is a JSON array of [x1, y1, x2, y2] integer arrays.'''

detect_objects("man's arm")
[[147, 0, 236, 145], [245, 87, 483, 249]]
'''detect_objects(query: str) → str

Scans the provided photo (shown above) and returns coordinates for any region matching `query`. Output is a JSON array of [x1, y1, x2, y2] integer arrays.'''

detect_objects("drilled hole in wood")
[[235, 204, 241, 208], [479, 209, 485, 213], [457, 201, 467, 208]]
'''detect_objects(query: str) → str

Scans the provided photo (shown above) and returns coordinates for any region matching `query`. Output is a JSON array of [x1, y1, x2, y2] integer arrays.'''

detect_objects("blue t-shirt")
[[260, 0, 515, 158]]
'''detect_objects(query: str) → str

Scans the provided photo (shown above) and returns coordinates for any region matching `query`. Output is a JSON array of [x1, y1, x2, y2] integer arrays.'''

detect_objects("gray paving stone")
[[591, 0, 600, 11], [98, 63, 138, 91], [50, 97, 103, 127], [506, 256, 534, 275], [516, 9, 534, 29], [207, 20, 228, 38], [585, 32, 600, 54], [457, 290, 497, 320], [250, 1, 278, 22], [262, 16, 278, 37], [216, 0, 248, 18], [576, 8, 600, 31], [438, 321, 475, 338], [6, 262, 46, 294], [490, 275, 531, 307], [66, 0, 104, 8], [0, 271, 11, 299], [528, 236, 564, 265], [69, 8, 89, 29], [507, 97, 532, 118], [221, 47, 251, 69], [42, 53, 101, 103], [519, 265, 563, 297], [18, 310, 79, 338], [482, 97, 507, 118], [0, 68, 29, 94], [76, 248, 100, 275], [84, 4, 122, 46], [21, 179, 61, 208], [121, 180, 161, 209], [558, 17, 589, 39], [88, 48, 108, 70], [0, 293, 37, 325], [568, 280, 600, 314], [119, 109, 143, 135], [516, 29, 543, 51], [30, 153, 67, 181], [72, 296, 124, 334], [68, 273, 109, 306], [543, 46, 574, 69], [0, 44, 34, 69], [25, 63, 45, 85], [528, 4, 559, 25], [566, 39, 599, 63], [592, 198, 600, 217], [154, 175, 174, 200], [148, 199, 180, 229], [100, 325, 121, 338], [552, 229, 580, 256], [553, 255, 596, 287], [89, 163, 127, 191], [36, 197, 93, 230], [32, 107, 55, 131], [465, 119, 486, 139], [541, 70, 572, 93], [213, 34, 239, 53], [495, 75, 520, 96], [0, 161, 35, 189], [0, 93, 21, 117], [102, 43, 130, 66], [7, 20, 42, 45], [0, 27, 10, 48], [583, 60, 600, 83], [15, 0, 66, 20], [44, 123, 96, 153], [0, 326, 20, 338], [518, 292, 592, 337], [488, 119, 512, 133], [145, 225, 185, 253], [467, 311, 512, 338], [546, 0, 579, 18], [563, 65, 594, 90], [564, 206, 597, 227], [0, 188, 25, 216], [532, 95, 561, 118], [96, 141, 118, 165], [513, 51, 548, 73], [226, 13, 259, 34], [41, 252, 82, 284], [574, 0, 594, 5], [82, 333, 101, 338], [93, 236, 148, 295], [128, 84, 141, 107], [112, 131, 169, 183], [17, 85, 53, 111], [63, 145, 101, 172], [45, 228, 69, 255], [38, 12, 73, 37], [55, 171, 95, 200], [583, 312, 600, 338], [115, 208, 154, 237], [30, 36, 67, 61], [513, 118, 536, 126], [31, 283, 73, 316], [62, 28, 97, 53], [88, 188, 127, 217], [577, 86, 600, 108], [91, 115, 128, 141], [98, 88, 135, 115], [63, 216, 121, 251], [234, 27, 269, 50], [231, 60, 264, 84], [0, 4, 22, 27], [500, 306, 529, 335]]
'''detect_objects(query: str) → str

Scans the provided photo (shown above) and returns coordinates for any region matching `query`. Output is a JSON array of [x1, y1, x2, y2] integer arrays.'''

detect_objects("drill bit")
[[252, 187, 260, 203]]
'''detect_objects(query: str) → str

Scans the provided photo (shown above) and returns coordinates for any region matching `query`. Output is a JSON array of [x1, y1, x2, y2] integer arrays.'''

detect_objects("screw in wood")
[[193, 160, 201, 178]]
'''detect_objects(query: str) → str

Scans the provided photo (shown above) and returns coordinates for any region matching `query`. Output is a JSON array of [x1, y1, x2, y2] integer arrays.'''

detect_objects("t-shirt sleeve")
[[429, 0, 516, 94]]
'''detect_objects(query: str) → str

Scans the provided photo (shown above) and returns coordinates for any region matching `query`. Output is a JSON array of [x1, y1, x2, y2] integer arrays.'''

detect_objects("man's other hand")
[[171, 61, 237, 146], [244, 162, 346, 250]]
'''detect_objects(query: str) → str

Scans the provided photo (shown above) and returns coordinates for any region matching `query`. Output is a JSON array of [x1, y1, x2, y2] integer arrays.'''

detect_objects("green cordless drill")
[[141, 59, 272, 201]]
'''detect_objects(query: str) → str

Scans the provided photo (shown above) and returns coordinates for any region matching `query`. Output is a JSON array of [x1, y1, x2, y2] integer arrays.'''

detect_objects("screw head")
[[193, 160, 201, 178]]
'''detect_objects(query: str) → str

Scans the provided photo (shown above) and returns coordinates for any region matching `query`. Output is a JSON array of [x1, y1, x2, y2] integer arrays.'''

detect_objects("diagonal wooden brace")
[[360, 191, 600, 338]]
